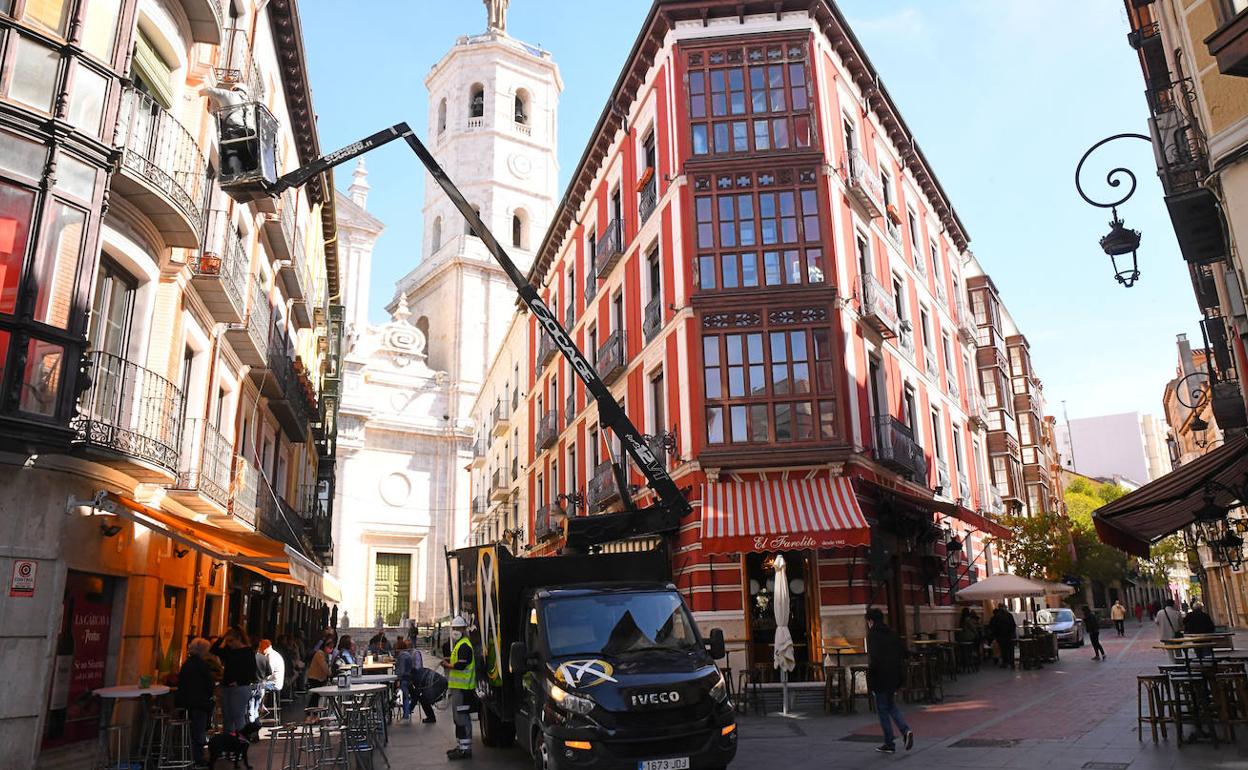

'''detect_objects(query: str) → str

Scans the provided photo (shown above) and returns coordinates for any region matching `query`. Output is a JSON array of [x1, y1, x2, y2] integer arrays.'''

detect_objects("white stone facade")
[[332, 16, 559, 624]]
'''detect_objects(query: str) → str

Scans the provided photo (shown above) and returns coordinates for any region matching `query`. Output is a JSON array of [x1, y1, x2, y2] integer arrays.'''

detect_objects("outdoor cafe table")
[[362, 662, 393, 674], [351, 674, 400, 726], [310, 682, 389, 743], [92, 685, 171, 765]]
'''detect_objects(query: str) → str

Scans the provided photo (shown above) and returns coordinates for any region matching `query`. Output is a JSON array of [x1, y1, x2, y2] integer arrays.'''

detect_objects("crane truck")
[[217, 104, 737, 769]]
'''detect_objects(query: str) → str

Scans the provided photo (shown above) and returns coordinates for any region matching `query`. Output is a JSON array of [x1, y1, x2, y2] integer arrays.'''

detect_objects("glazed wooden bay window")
[[702, 316, 837, 447], [693, 168, 824, 292], [686, 41, 812, 157]]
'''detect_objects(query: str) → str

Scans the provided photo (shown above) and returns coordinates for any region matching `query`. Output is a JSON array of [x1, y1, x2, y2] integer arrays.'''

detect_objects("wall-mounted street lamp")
[[1075, 133, 1152, 287]]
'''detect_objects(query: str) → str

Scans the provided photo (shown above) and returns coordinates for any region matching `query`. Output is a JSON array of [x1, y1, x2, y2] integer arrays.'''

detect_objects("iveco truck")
[[451, 544, 737, 770]]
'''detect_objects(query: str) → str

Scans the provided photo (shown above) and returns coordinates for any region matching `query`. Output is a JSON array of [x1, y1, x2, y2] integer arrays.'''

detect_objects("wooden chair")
[[1136, 674, 1171, 743], [1212, 672, 1248, 742], [902, 659, 928, 704], [823, 666, 849, 714], [1169, 674, 1220, 747]]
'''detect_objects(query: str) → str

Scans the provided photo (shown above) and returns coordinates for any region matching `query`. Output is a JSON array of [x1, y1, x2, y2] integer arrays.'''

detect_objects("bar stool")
[[939, 644, 959, 682], [1212, 672, 1248, 742], [846, 665, 873, 713], [259, 688, 282, 726], [1170, 674, 1219, 747], [1136, 674, 1171, 743], [94, 723, 133, 770], [902, 659, 928, 704], [822, 666, 848, 714], [156, 715, 195, 769]]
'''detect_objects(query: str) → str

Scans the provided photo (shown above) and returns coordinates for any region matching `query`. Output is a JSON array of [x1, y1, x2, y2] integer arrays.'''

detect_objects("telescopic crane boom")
[[221, 120, 692, 550]]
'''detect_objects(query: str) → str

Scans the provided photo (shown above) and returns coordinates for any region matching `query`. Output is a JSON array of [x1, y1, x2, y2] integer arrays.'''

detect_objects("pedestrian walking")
[[864, 608, 914, 754], [989, 606, 1017, 669], [1082, 606, 1106, 660], [1110, 600, 1126, 637], [175, 638, 219, 767], [1134, 602, 1144, 626], [439, 615, 476, 760], [1155, 599, 1183, 661]]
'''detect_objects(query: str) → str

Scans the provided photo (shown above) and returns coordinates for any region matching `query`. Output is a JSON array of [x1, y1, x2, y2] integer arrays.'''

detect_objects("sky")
[[300, 0, 1201, 422]]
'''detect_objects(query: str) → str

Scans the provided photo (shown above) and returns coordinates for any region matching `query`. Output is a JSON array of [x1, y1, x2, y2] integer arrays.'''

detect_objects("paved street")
[[268, 626, 1244, 769]]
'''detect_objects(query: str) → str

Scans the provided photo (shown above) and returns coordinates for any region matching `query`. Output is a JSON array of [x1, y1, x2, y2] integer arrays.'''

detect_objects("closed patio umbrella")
[[772, 555, 796, 715]]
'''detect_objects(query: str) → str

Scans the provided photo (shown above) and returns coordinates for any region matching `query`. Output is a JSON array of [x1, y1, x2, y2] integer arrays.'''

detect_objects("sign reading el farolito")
[[10, 560, 36, 597]]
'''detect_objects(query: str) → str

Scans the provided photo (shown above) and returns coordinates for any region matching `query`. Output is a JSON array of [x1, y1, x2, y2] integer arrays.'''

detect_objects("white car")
[[1037, 608, 1084, 647]]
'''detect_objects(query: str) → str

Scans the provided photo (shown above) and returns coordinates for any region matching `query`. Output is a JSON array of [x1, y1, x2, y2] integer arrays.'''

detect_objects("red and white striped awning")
[[701, 476, 869, 554]]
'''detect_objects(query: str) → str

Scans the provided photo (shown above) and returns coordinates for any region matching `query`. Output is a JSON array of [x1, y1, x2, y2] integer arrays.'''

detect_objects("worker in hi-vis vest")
[[440, 615, 476, 760]]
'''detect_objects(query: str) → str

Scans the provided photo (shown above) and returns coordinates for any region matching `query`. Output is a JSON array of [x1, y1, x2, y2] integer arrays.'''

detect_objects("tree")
[[990, 510, 1073, 581], [1063, 476, 1130, 585]]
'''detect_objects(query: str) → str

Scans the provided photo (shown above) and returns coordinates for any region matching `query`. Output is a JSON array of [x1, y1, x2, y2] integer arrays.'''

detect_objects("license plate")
[[638, 759, 690, 770]]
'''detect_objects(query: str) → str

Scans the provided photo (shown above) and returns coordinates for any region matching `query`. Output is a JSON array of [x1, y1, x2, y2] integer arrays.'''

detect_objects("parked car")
[[1037, 608, 1084, 647]]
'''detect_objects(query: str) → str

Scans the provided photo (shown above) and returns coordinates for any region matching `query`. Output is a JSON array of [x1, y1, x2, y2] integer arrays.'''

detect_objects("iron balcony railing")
[[490, 469, 508, 500], [844, 148, 884, 219], [174, 418, 233, 509], [230, 457, 260, 527], [565, 393, 577, 427], [536, 331, 558, 370], [472, 496, 487, 518], [193, 209, 249, 323], [872, 415, 927, 482], [511, 456, 519, 481], [588, 460, 621, 511], [585, 264, 597, 301], [958, 471, 970, 502], [248, 281, 272, 361], [534, 503, 559, 540], [491, 402, 510, 436], [647, 433, 670, 469], [115, 87, 210, 244], [947, 370, 960, 401], [956, 298, 976, 344], [565, 302, 576, 331], [639, 178, 658, 224], [859, 272, 900, 338], [72, 352, 185, 474], [216, 25, 265, 99], [597, 329, 627, 383], [594, 218, 625, 277], [643, 295, 663, 343], [936, 459, 951, 498], [924, 350, 939, 381], [536, 410, 559, 452]]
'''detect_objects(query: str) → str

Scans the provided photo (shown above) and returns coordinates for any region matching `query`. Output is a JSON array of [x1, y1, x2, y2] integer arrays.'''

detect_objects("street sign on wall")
[[9, 560, 36, 597]]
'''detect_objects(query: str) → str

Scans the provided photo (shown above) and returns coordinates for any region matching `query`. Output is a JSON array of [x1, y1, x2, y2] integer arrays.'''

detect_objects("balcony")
[[594, 218, 625, 277], [565, 302, 576, 330], [262, 189, 297, 261], [113, 87, 209, 248], [303, 483, 333, 562], [898, 324, 916, 359], [534, 503, 560, 541], [536, 409, 559, 452], [844, 148, 884, 219], [588, 460, 621, 511], [71, 352, 184, 480], [564, 394, 577, 427], [971, 394, 990, 432], [924, 350, 939, 381], [639, 177, 658, 225], [491, 403, 510, 437], [1211, 380, 1248, 430], [596, 329, 628, 384], [267, 354, 315, 443], [643, 295, 663, 344], [167, 418, 233, 514], [229, 457, 260, 528], [956, 299, 977, 344], [859, 273, 900, 338], [647, 433, 671, 469], [512, 456, 519, 481], [935, 460, 951, 498], [490, 469, 509, 502], [982, 484, 1005, 516], [872, 415, 927, 481], [192, 210, 249, 324], [536, 332, 558, 371], [279, 231, 312, 327], [585, 265, 598, 301], [470, 437, 486, 469], [225, 282, 271, 368], [1207, 9, 1248, 77], [947, 371, 960, 401], [471, 495, 487, 520], [216, 26, 266, 107], [957, 470, 970, 502]]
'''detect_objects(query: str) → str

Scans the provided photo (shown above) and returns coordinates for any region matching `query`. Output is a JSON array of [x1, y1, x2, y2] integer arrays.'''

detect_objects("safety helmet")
[[450, 615, 468, 629]]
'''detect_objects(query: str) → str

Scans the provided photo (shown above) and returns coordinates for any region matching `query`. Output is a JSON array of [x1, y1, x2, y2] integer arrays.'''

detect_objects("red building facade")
[[521, 0, 1013, 673]]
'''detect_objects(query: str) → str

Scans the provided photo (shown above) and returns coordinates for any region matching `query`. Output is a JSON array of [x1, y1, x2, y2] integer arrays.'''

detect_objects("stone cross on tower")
[[484, 0, 508, 32]]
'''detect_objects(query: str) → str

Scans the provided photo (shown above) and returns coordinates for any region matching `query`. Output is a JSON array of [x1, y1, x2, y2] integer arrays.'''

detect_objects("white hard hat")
[[450, 616, 468, 629]]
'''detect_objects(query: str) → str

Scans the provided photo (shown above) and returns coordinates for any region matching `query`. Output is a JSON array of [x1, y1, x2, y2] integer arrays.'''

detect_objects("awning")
[[1093, 433, 1248, 557], [701, 475, 868, 554], [86, 492, 335, 599], [863, 478, 1011, 539]]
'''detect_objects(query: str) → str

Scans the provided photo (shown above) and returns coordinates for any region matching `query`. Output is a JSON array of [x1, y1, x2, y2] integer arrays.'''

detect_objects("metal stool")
[[139, 707, 172, 767], [1136, 674, 1171, 743], [93, 723, 133, 770], [259, 688, 282, 726], [156, 716, 195, 769]]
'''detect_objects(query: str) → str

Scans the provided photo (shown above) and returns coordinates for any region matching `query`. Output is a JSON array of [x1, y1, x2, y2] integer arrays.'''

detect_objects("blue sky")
[[300, 0, 1200, 422]]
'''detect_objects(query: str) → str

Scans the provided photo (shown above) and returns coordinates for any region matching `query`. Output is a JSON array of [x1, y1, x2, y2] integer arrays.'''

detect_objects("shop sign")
[[9, 559, 36, 597]]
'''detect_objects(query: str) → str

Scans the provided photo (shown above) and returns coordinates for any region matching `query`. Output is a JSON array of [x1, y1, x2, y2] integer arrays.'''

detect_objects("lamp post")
[[1074, 133, 1152, 287]]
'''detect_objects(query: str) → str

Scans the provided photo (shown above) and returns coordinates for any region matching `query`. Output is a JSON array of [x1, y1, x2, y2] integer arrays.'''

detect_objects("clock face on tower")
[[508, 153, 533, 180]]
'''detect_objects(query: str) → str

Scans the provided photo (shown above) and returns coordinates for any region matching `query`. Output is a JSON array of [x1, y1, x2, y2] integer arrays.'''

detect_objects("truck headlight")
[[709, 672, 728, 703], [550, 682, 596, 715]]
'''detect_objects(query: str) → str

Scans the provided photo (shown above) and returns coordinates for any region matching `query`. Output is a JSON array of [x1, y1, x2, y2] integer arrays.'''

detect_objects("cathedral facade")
[[332, 10, 560, 625]]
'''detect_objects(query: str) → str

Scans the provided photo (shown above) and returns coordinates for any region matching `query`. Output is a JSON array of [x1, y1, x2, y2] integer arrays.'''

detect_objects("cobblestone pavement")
[[267, 625, 1244, 769]]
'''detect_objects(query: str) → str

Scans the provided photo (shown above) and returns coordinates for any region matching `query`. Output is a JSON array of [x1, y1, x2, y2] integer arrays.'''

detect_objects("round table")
[[92, 685, 171, 767], [310, 683, 390, 758]]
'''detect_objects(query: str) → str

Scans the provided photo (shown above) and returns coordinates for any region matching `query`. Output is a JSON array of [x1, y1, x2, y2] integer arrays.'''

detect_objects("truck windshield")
[[543, 591, 699, 658]]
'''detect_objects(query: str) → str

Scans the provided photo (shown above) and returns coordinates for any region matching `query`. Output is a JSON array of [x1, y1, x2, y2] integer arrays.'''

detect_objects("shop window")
[[687, 42, 812, 157]]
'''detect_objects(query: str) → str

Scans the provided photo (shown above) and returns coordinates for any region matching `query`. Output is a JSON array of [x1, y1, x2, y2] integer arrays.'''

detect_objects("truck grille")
[[606, 730, 713, 759]]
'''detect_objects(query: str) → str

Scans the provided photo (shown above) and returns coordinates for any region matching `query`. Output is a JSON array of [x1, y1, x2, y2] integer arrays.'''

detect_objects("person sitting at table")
[[175, 638, 219, 768], [368, 632, 393, 657], [956, 608, 981, 645], [306, 638, 333, 707], [210, 627, 258, 734], [1183, 601, 1216, 635], [332, 634, 358, 670]]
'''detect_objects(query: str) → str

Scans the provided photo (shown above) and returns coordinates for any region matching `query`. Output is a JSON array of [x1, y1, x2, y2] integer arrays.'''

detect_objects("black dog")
[[207, 728, 254, 769]]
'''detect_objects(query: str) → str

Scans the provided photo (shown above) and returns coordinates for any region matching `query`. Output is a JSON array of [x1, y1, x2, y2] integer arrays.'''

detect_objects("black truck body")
[[451, 544, 737, 769]]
